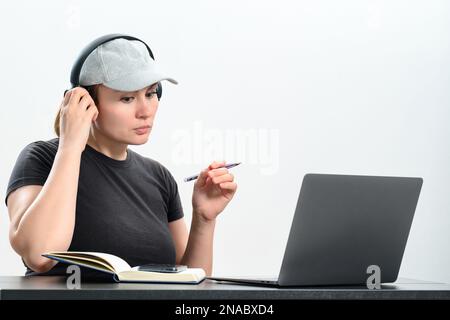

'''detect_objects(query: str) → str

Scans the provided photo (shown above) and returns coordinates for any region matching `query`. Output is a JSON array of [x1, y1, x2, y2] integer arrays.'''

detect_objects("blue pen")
[[184, 162, 241, 182]]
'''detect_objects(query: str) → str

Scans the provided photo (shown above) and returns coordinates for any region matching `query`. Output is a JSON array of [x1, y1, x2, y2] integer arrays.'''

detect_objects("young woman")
[[5, 35, 237, 277]]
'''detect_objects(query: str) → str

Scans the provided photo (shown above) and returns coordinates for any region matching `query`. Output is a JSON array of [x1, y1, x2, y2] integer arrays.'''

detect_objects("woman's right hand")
[[58, 87, 99, 153]]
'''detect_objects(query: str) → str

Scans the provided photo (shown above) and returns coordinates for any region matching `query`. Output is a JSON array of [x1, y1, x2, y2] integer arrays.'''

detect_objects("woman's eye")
[[120, 97, 134, 103], [146, 91, 157, 98], [120, 91, 157, 103]]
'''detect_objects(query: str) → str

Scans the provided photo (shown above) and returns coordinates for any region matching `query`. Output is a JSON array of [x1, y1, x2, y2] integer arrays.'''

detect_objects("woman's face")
[[93, 83, 159, 145]]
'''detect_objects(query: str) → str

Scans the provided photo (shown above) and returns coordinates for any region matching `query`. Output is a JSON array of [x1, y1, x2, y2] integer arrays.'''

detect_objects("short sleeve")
[[163, 168, 184, 223], [4, 141, 56, 206]]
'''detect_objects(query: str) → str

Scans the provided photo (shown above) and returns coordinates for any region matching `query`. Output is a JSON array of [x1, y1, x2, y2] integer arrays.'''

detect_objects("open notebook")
[[42, 251, 206, 284]]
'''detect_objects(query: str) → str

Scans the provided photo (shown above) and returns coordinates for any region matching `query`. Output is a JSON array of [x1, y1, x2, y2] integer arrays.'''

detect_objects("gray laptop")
[[208, 174, 423, 287]]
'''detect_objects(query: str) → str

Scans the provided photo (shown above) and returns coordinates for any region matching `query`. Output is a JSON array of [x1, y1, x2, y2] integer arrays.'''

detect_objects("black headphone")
[[66, 33, 163, 100]]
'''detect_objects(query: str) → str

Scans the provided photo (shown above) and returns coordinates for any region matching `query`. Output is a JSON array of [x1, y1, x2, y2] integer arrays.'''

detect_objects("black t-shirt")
[[5, 138, 184, 276]]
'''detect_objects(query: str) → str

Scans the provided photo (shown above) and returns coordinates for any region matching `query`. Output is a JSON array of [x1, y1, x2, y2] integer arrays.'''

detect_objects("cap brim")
[[103, 68, 178, 92]]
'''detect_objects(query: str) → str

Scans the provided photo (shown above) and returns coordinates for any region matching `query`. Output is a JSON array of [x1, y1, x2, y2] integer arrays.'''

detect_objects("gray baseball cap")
[[79, 38, 178, 91]]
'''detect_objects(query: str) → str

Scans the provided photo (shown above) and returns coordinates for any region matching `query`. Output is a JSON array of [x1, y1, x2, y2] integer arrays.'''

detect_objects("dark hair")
[[53, 85, 99, 137]]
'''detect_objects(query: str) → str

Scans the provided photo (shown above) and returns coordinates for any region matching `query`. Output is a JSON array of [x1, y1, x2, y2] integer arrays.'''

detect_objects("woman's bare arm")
[[7, 147, 83, 273], [7, 87, 99, 274]]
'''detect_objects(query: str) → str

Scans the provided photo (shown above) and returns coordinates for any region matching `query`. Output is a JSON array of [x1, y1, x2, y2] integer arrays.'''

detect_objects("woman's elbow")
[[23, 254, 56, 274], [9, 233, 56, 274]]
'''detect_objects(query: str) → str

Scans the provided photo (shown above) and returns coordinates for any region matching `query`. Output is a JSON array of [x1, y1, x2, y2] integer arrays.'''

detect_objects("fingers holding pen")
[[207, 167, 228, 177], [218, 181, 238, 193], [195, 163, 229, 187], [195, 168, 209, 187], [208, 170, 234, 185], [208, 160, 226, 170], [194, 160, 238, 190]]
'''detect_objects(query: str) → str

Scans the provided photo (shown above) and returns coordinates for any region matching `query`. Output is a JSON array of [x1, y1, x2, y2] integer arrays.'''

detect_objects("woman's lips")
[[134, 126, 151, 135]]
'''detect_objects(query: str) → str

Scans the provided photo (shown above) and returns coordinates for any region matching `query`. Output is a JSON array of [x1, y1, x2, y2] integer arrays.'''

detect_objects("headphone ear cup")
[[157, 82, 162, 100]]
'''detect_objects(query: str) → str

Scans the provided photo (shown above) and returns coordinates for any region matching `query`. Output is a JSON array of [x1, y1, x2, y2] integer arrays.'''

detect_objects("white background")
[[0, 0, 449, 284]]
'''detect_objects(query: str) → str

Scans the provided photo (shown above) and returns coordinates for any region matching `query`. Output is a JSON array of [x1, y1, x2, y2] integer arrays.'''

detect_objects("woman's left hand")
[[192, 161, 238, 222]]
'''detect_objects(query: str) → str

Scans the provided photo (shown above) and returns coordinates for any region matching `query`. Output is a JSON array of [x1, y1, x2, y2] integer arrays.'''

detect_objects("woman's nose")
[[136, 96, 157, 117]]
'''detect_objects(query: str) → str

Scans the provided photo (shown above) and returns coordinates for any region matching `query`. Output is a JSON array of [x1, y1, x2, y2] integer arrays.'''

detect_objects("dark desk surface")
[[1, 276, 450, 300]]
